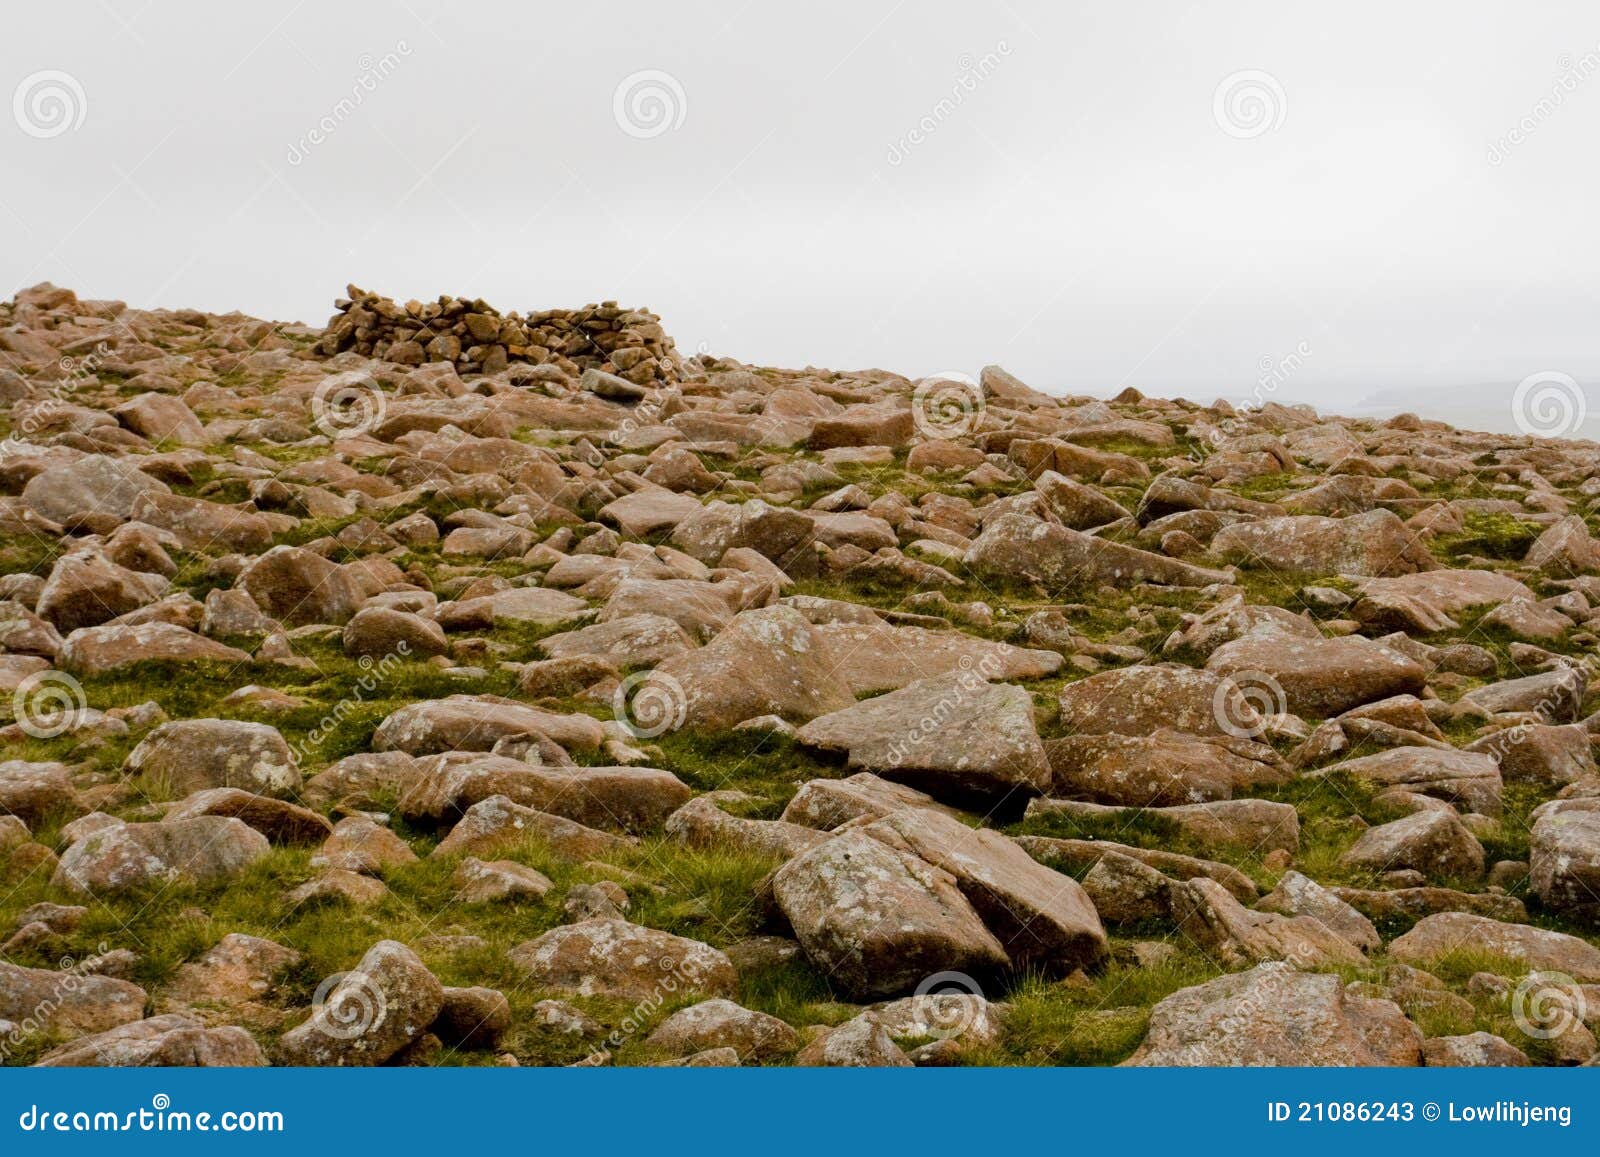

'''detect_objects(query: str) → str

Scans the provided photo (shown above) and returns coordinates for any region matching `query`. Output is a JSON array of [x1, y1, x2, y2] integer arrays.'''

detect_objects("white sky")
[[4, 1, 1600, 430]]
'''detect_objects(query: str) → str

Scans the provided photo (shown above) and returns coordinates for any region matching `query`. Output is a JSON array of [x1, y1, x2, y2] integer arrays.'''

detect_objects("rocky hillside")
[[0, 280, 1597, 1068]]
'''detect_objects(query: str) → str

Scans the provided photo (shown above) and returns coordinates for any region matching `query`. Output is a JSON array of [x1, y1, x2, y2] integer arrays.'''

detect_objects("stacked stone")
[[315, 285, 681, 386]]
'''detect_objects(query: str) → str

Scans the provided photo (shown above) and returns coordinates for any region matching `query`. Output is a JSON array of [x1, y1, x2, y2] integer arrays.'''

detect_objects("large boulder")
[[129, 491, 275, 553], [431, 794, 632, 860], [1123, 962, 1422, 1066], [863, 807, 1108, 975], [771, 828, 1008, 1000], [652, 606, 856, 730], [36, 551, 168, 632], [1169, 877, 1366, 968], [644, 999, 798, 1062], [1461, 669, 1587, 722], [0, 760, 78, 825], [276, 941, 444, 1066], [663, 796, 829, 860], [965, 513, 1232, 590], [1044, 730, 1288, 807], [1206, 631, 1426, 718], [670, 498, 814, 565], [1328, 747, 1503, 815], [539, 613, 696, 667], [0, 960, 146, 1040], [53, 817, 270, 894], [341, 607, 449, 660], [1056, 665, 1268, 738], [809, 619, 1062, 697], [402, 755, 688, 832], [1525, 515, 1600, 574], [1211, 510, 1434, 576], [1350, 569, 1537, 633], [237, 546, 366, 626], [20, 454, 169, 524], [124, 719, 298, 799], [372, 695, 605, 755], [506, 919, 738, 1000], [780, 772, 968, 831], [165, 788, 333, 844], [1390, 912, 1600, 980], [1338, 809, 1485, 881], [58, 622, 250, 675], [1529, 802, 1600, 923], [795, 674, 1050, 803], [36, 1015, 266, 1067]]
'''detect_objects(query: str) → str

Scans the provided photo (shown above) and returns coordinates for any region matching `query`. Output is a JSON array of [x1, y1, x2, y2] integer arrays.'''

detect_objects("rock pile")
[[315, 286, 682, 385]]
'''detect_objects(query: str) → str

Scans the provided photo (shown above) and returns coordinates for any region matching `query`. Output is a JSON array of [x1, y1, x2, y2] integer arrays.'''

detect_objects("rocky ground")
[[1, 281, 1598, 1068]]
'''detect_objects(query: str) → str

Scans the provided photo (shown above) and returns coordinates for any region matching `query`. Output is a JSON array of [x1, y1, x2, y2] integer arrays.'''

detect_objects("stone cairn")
[[315, 285, 683, 386]]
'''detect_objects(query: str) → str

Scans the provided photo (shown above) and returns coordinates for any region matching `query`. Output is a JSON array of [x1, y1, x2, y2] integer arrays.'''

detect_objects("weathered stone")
[[124, 719, 298, 799], [53, 817, 270, 894], [276, 941, 444, 1066], [1124, 962, 1422, 1066], [506, 919, 737, 1000]]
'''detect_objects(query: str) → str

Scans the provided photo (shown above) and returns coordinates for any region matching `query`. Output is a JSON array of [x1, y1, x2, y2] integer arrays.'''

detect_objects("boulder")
[[1211, 510, 1434, 576], [276, 941, 444, 1066], [341, 606, 449, 659], [965, 513, 1232, 590], [237, 546, 366, 626], [36, 1015, 266, 1067], [795, 674, 1050, 802], [53, 817, 270, 894], [663, 796, 828, 860], [1328, 747, 1503, 815], [1056, 665, 1270, 738], [1123, 962, 1422, 1066], [1206, 632, 1426, 718], [644, 999, 798, 1062], [652, 606, 856, 730], [1390, 913, 1600, 981], [36, 551, 168, 632], [1338, 809, 1486, 881], [58, 622, 250, 674], [1256, 871, 1381, 953], [794, 1016, 912, 1067], [124, 719, 298, 798], [779, 772, 968, 831], [1169, 877, 1366, 968], [164, 788, 332, 844], [864, 807, 1108, 975], [0, 959, 146, 1040], [1529, 803, 1600, 923], [403, 756, 688, 832], [372, 695, 605, 755], [20, 454, 169, 524], [771, 828, 1008, 1000], [1044, 730, 1288, 807], [506, 919, 738, 1000], [431, 794, 632, 860]]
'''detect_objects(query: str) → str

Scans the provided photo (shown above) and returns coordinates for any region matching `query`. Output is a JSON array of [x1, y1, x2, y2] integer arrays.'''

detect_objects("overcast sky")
[[4, 2, 1599, 431]]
